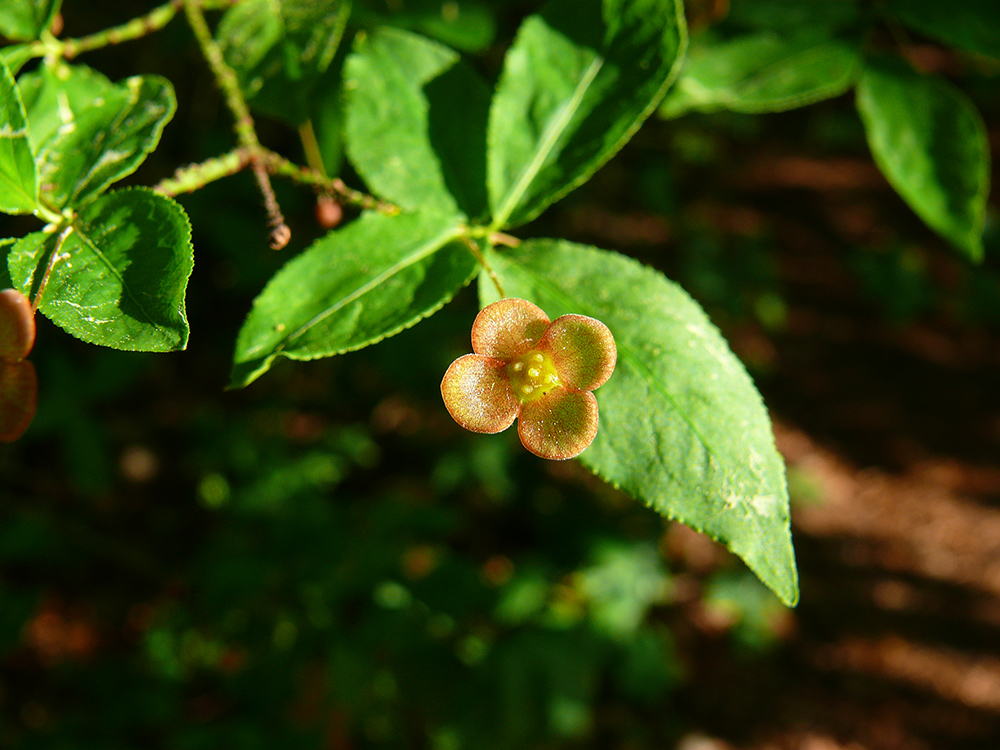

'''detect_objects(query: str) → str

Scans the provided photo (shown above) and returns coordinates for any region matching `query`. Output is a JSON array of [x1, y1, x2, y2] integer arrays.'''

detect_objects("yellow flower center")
[[507, 349, 561, 403]]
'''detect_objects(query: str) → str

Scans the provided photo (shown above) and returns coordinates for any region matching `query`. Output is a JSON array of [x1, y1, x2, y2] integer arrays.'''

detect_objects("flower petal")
[[471, 298, 550, 360], [0, 288, 36, 363], [441, 354, 519, 434], [0, 359, 37, 442], [540, 314, 616, 391], [517, 388, 598, 460]]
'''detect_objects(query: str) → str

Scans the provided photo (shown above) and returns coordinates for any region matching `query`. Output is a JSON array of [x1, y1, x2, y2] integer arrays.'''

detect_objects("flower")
[[441, 297, 616, 460], [0, 288, 38, 443]]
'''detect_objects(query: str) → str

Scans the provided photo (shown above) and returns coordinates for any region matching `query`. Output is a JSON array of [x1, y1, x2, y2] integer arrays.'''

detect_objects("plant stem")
[[181, 0, 289, 248], [60, 0, 183, 59], [298, 120, 328, 178], [462, 237, 505, 299], [261, 152, 398, 214], [153, 148, 251, 196]]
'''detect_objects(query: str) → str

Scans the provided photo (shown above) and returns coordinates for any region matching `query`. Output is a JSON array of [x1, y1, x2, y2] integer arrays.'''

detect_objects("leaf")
[[344, 27, 491, 219], [231, 210, 474, 388], [18, 62, 176, 209], [482, 240, 798, 607], [661, 29, 861, 117], [856, 58, 990, 261], [0, 58, 37, 215], [0, 44, 37, 76], [7, 188, 193, 351], [0, 238, 14, 287], [487, 0, 686, 229], [217, 0, 350, 125], [886, 0, 1000, 60], [0, 0, 61, 41]]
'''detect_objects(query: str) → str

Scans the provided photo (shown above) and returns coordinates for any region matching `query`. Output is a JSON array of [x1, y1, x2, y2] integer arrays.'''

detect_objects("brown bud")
[[0, 288, 36, 362], [315, 195, 343, 230]]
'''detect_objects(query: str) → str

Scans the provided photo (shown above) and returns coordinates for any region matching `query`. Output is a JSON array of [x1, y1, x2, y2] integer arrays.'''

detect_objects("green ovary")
[[507, 350, 561, 403]]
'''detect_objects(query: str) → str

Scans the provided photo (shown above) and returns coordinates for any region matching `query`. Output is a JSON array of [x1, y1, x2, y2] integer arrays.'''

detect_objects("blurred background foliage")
[[2, 0, 1000, 748]]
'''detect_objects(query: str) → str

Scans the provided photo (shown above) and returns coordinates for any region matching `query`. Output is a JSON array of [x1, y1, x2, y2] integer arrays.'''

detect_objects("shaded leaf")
[[217, 0, 350, 125], [0, 58, 37, 214], [231, 210, 474, 388], [8, 188, 193, 351], [886, 0, 1000, 60], [726, 0, 860, 32], [662, 29, 861, 117], [0, 0, 61, 41], [856, 58, 990, 261], [483, 240, 798, 606], [344, 27, 491, 219], [19, 62, 176, 209], [487, 0, 685, 229]]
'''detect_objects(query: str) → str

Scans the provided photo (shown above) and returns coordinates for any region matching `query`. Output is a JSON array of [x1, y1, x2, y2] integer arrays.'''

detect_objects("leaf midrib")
[[281, 222, 465, 350], [492, 54, 605, 229]]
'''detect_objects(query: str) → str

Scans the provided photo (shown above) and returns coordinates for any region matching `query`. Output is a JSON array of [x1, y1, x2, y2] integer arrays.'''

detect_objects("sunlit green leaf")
[[7, 188, 193, 351], [231, 210, 474, 388], [487, 0, 686, 229], [662, 29, 861, 117], [217, 0, 350, 125], [0, 0, 61, 41], [0, 58, 37, 214], [344, 27, 490, 219], [19, 61, 176, 209], [483, 240, 798, 606], [857, 58, 990, 261], [886, 0, 1000, 60]]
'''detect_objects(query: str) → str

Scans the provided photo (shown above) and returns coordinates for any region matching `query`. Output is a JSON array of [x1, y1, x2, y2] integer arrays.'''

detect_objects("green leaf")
[[0, 0, 61, 41], [356, 0, 498, 53], [0, 238, 14, 287], [217, 0, 350, 125], [0, 58, 37, 214], [661, 29, 861, 117], [0, 44, 37, 76], [19, 62, 176, 209], [231, 210, 474, 388], [7, 188, 193, 351], [487, 0, 686, 229], [344, 27, 491, 219], [483, 240, 798, 607], [856, 58, 990, 261], [886, 0, 1000, 60]]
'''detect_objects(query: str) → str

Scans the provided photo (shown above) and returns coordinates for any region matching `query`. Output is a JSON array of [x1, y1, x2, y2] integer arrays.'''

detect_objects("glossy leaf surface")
[[231, 210, 474, 388], [8, 189, 193, 351], [483, 240, 798, 606], [217, 0, 350, 125], [857, 58, 990, 261], [19, 62, 176, 209], [344, 27, 491, 219], [0, 59, 37, 215], [487, 0, 685, 229]]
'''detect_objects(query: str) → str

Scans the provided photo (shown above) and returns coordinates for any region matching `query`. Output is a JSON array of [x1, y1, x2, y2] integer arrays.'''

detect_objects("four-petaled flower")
[[441, 298, 616, 460]]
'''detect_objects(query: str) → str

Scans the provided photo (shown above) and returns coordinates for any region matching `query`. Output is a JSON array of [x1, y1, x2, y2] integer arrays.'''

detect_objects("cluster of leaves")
[[0, 0, 801, 606], [665, 0, 994, 262]]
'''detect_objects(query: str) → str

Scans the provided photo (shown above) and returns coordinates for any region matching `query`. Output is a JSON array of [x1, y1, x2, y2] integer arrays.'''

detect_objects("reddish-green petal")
[[0, 359, 37, 442], [540, 314, 616, 392], [0, 288, 36, 363], [471, 298, 550, 360], [441, 354, 519, 434], [517, 388, 598, 460]]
